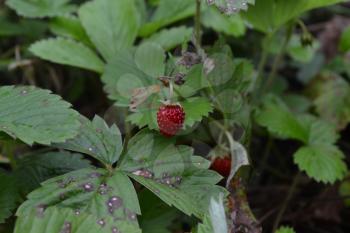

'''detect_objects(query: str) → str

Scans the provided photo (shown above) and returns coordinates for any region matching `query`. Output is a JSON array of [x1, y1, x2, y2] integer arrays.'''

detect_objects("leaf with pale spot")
[[120, 130, 227, 219], [15, 207, 141, 233], [16, 168, 141, 227]]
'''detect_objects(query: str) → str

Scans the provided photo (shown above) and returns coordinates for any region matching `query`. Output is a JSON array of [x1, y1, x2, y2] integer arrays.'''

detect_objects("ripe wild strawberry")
[[210, 155, 232, 177], [157, 104, 185, 137]]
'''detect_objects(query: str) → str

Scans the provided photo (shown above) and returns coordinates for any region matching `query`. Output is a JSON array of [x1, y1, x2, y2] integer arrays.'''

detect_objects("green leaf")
[[298, 115, 339, 145], [287, 35, 320, 63], [201, 7, 246, 37], [0, 171, 19, 223], [120, 130, 226, 219], [243, 0, 347, 33], [139, 190, 180, 233], [49, 15, 92, 46], [15, 206, 141, 233], [30, 37, 104, 73], [308, 73, 350, 130], [78, 0, 140, 61], [294, 145, 347, 184], [143, 26, 192, 51], [0, 86, 80, 145], [139, 0, 196, 37], [213, 89, 243, 115], [16, 168, 141, 226], [275, 226, 296, 233], [282, 94, 311, 113], [197, 215, 214, 233], [255, 98, 308, 142], [126, 98, 160, 130], [54, 115, 123, 165], [6, 0, 76, 18], [222, 58, 254, 90], [182, 97, 213, 127], [206, 53, 235, 86], [176, 64, 209, 98], [339, 26, 350, 52], [14, 151, 91, 194], [135, 42, 166, 78], [102, 50, 154, 104]]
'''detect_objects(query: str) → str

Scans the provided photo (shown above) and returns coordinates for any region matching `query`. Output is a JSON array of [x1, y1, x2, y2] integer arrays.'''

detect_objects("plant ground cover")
[[0, 0, 350, 233]]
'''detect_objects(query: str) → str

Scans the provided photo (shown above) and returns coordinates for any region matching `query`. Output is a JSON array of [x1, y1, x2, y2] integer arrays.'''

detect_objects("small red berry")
[[157, 104, 185, 137], [210, 155, 232, 177]]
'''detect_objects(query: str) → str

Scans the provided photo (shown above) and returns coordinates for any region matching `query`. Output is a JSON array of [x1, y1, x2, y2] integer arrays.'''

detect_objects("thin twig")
[[272, 172, 301, 232]]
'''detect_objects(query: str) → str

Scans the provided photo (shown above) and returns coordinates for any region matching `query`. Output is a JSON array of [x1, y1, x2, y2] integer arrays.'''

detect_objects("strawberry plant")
[[0, 0, 350, 232]]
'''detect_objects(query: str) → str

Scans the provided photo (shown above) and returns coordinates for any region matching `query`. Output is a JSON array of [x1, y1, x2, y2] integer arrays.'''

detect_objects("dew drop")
[[207, 0, 215, 5], [20, 90, 28, 95], [88, 147, 93, 152], [97, 219, 106, 227], [83, 182, 94, 192], [99, 183, 110, 195], [74, 209, 81, 215], [106, 196, 123, 214], [132, 169, 154, 179], [89, 172, 102, 178], [111, 227, 120, 233], [126, 210, 137, 221]]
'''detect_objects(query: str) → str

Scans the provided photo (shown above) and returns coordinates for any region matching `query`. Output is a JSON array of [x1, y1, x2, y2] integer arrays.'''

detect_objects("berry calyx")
[[157, 104, 185, 137], [210, 155, 232, 177]]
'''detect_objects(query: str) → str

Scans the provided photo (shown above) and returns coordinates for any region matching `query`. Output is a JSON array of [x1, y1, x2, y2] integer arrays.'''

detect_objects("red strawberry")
[[157, 104, 185, 137], [210, 155, 232, 177]]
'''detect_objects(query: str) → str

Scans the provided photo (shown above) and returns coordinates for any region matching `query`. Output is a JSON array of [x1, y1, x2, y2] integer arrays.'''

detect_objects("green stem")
[[195, 0, 202, 48], [264, 23, 294, 91], [105, 164, 114, 175], [252, 35, 271, 103], [272, 172, 301, 232], [123, 108, 131, 142]]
